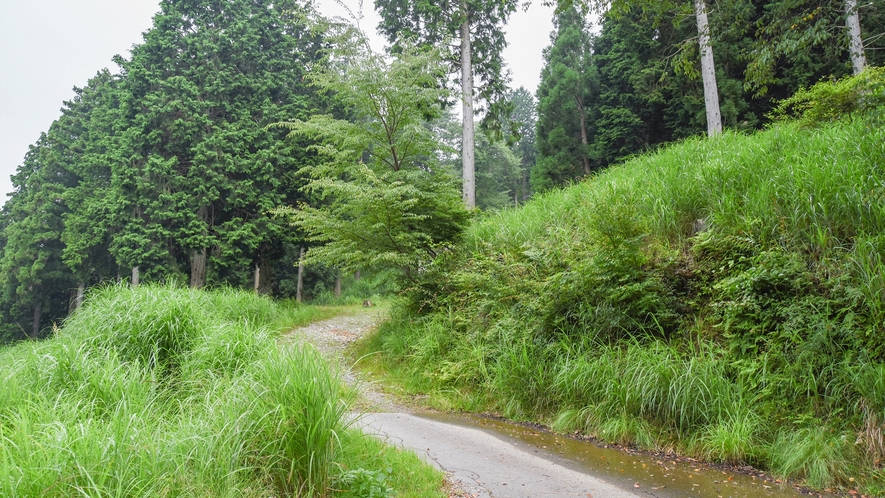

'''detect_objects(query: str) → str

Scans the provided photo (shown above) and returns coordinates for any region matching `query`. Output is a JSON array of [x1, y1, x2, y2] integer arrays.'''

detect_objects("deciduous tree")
[[274, 32, 469, 281]]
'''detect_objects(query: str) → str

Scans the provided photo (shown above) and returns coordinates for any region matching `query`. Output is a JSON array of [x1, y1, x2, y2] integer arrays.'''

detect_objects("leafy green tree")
[[114, 0, 322, 288], [533, 5, 597, 192], [375, 0, 520, 209], [274, 32, 469, 282]]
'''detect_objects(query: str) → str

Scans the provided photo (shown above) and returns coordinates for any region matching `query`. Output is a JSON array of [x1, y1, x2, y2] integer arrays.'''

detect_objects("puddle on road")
[[420, 412, 822, 498]]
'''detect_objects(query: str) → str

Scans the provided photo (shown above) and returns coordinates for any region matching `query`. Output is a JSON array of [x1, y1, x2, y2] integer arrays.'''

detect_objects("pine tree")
[[507, 87, 537, 204], [115, 0, 323, 288], [0, 137, 78, 339], [533, 5, 597, 191]]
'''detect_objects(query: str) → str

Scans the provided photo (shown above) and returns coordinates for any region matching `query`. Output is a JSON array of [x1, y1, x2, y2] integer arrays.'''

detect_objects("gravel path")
[[282, 310, 469, 495], [283, 310, 404, 413]]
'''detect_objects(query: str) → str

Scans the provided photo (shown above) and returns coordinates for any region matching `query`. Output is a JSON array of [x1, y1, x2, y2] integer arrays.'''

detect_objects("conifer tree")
[[0, 137, 78, 339], [115, 0, 323, 287], [533, 5, 597, 192], [507, 87, 537, 204]]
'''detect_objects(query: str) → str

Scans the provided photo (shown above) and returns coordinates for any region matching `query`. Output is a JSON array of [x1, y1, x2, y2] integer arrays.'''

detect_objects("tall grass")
[[0, 284, 435, 497], [362, 114, 885, 493]]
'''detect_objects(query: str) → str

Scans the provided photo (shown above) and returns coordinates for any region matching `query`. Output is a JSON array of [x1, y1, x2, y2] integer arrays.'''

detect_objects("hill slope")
[[366, 111, 885, 493]]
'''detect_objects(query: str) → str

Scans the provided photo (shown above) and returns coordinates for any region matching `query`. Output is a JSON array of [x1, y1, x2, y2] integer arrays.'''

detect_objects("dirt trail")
[[285, 309, 641, 498]]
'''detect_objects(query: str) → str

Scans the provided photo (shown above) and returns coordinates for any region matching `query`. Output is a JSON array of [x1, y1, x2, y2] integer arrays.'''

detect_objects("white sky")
[[0, 0, 554, 203]]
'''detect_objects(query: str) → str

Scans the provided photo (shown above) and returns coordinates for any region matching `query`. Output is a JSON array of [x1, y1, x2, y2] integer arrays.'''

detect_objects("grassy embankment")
[[359, 97, 885, 492], [0, 285, 443, 497]]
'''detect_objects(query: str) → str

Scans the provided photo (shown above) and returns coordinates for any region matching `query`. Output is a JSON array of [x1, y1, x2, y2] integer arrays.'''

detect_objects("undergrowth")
[[0, 284, 443, 497], [360, 75, 885, 495]]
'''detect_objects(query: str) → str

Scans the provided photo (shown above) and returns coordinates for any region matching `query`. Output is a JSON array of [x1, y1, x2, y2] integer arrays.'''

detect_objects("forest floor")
[[283, 308, 642, 498]]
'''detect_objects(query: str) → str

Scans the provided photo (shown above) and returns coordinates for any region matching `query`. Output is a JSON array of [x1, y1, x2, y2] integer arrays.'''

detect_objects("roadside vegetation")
[[359, 70, 885, 495], [0, 285, 443, 497]]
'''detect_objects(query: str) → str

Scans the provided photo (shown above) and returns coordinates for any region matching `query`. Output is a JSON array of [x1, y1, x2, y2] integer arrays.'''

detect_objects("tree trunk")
[[334, 275, 342, 298], [296, 245, 305, 303], [354, 270, 361, 281], [575, 94, 591, 175], [257, 257, 272, 295], [77, 281, 85, 309], [522, 170, 529, 202], [845, 0, 866, 75], [460, 1, 476, 209], [31, 302, 41, 339], [131, 266, 140, 287], [694, 0, 722, 136], [190, 247, 207, 289], [72, 281, 85, 312], [254, 264, 261, 293]]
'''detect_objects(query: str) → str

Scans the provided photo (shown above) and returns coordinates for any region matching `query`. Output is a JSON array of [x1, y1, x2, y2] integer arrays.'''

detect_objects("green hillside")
[[363, 91, 885, 493]]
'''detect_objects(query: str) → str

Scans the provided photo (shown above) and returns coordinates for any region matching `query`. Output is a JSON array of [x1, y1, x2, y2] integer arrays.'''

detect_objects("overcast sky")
[[0, 0, 554, 203]]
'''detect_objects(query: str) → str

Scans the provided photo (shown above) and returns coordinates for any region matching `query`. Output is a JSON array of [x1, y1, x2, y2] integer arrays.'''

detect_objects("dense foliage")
[[361, 73, 885, 494], [533, 0, 885, 186], [0, 0, 330, 340], [273, 32, 469, 283], [0, 285, 444, 497]]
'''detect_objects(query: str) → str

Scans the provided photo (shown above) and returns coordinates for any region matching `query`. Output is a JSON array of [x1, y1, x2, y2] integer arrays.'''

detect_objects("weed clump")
[[0, 284, 440, 497]]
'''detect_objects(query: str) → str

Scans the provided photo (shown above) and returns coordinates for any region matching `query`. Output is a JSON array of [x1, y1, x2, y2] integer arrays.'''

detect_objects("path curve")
[[286, 310, 641, 498]]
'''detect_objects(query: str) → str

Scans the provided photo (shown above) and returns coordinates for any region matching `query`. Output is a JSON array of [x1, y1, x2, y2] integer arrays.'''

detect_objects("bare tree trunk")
[[190, 205, 211, 289], [254, 264, 261, 293], [31, 302, 41, 339], [522, 170, 529, 201], [190, 247, 207, 289], [694, 0, 722, 136], [257, 257, 272, 295], [575, 94, 592, 175], [131, 266, 140, 287], [846, 0, 866, 75], [77, 281, 85, 309], [296, 246, 305, 303], [334, 275, 342, 298], [460, 1, 476, 209], [71, 281, 85, 312], [354, 270, 361, 281]]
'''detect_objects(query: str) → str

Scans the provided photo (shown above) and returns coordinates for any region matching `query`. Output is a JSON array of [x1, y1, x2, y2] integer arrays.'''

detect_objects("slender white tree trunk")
[[75, 282, 85, 310], [131, 266, 140, 287], [254, 264, 261, 293], [845, 0, 866, 75], [694, 0, 722, 136], [296, 246, 305, 303], [460, 1, 476, 209], [575, 94, 591, 175]]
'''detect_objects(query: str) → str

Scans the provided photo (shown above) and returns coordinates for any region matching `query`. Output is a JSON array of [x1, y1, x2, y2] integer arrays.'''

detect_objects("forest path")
[[284, 309, 641, 498]]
